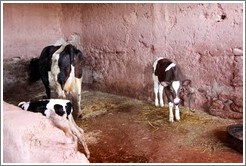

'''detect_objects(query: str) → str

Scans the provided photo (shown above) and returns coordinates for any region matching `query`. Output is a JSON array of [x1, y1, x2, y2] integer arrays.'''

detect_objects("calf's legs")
[[48, 112, 77, 145], [153, 75, 164, 107], [69, 115, 90, 159], [48, 112, 90, 158]]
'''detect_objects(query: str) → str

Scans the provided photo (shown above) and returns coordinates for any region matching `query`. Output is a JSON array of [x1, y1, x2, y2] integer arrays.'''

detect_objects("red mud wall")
[[3, 3, 244, 118], [3, 4, 64, 59]]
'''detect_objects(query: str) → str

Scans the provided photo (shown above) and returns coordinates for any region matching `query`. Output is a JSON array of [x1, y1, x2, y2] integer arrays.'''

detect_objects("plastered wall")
[[3, 3, 244, 118]]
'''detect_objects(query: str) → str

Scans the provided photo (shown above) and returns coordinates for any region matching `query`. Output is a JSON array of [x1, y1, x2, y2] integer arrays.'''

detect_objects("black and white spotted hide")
[[29, 44, 85, 119], [152, 57, 192, 122], [18, 99, 90, 159]]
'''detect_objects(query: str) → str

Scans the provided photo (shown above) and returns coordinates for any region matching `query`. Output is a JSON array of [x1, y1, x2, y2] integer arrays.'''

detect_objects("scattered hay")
[[84, 130, 102, 144], [80, 91, 144, 119], [195, 136, 227, 154], [138, 104, 215, 130]]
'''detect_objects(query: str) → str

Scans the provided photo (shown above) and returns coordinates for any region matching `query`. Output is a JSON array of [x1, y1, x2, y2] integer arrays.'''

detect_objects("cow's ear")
[[182, 79, 191, 86], [161, 81, 170, 87]]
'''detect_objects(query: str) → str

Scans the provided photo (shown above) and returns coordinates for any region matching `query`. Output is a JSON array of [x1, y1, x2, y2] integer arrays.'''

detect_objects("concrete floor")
[[4, 85, 243, 163]]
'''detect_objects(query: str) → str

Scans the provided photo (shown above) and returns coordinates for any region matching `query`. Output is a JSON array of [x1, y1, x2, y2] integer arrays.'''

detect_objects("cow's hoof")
[[169, 118, 174, 123], [175, 117, 180, 121]]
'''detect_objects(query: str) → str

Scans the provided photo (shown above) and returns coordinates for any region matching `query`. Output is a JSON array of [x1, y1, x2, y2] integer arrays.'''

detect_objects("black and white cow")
[[29, 43, 85, 119], [153, 57, 191, 122], [18, 99, 90, 159]]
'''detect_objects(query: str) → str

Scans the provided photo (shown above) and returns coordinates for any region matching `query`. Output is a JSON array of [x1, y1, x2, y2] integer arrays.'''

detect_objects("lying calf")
[[18, 99, 90, 159]]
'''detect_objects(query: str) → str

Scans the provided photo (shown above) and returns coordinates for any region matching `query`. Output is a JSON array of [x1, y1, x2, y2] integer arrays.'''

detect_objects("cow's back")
[[58, 44, 85, 78], [155, 58, 173, 83], [39, 45, 62, 72]]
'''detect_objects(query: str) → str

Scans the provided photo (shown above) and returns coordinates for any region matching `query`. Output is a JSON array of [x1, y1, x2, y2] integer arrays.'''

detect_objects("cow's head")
[[161, 79, 191, 106]]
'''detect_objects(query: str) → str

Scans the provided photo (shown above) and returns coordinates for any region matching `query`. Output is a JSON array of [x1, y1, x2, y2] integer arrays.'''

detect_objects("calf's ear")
[[182, 79, 191, 86], [18, 102, 25, 108], [161, 81, 171, 87]]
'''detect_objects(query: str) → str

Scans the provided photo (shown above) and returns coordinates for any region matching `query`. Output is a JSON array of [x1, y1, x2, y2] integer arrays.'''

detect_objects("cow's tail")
[[68, 44, 75, 67], [29, 58, 41, 83]]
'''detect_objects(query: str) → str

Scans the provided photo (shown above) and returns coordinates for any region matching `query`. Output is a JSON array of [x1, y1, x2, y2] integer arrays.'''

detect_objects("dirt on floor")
[[3, 85, 244, 163]]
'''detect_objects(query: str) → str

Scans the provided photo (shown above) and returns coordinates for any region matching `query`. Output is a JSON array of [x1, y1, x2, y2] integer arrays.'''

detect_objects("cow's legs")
[[165, 88, 174, 123], [56, 85, 66, 99], [175, 105, 180, 121], [40, 72, 51, 98], [69, 77, 82, 119], [48, 112, 77, 146], [153, 74, 159, 107], [168, 102, 174, 123], [158, 84, 164, 107], [75, 77, 82, 117]]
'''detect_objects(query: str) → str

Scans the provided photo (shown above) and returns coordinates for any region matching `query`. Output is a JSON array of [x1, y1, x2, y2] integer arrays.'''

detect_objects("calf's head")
[[161, 79, 191, 106], [18, 101, 30, 110]]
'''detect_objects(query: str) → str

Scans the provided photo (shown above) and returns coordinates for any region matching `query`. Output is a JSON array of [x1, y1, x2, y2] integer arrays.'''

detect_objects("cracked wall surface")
[[3, 3, 244, 118]]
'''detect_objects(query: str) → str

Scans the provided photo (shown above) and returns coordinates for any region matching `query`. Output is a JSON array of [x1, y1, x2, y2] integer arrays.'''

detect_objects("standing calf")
[[18, 99, 90, 159], [29, 43, 85, 119], [153, 57, 191, 122]]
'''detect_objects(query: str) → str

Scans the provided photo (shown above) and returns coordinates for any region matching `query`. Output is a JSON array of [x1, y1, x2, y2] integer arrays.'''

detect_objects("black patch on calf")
[[155, 58, 181, 84], [65, 102, 73, 118], [154, 59, 173, 79], [26, 100, 50, 116], [54, 104, 65, 117], [155, 58, 186, 83]]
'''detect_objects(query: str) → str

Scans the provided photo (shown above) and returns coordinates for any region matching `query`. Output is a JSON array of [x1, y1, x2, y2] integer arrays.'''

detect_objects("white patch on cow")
[[63, 66, 82, 115], [44, 109, 51, 118], [49, 70, 66, 98], [153, 58, 165, 107], [45, 99, 71, 118], [18, 101, 30, 111], [64, 65, 75, 94], [168, 102, 174, 122], [172, 81, 180, 94], [153, 74, 159, 107], [46, 99, 70, 111], [165, 63, 176, 71], [75, 77, 82, 95], [174, 97, 180, 105], [172, 81, 181, 104], [175, 105, 180, 121], [49, 44, 68, 98], [153, 76, 165, 107]]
